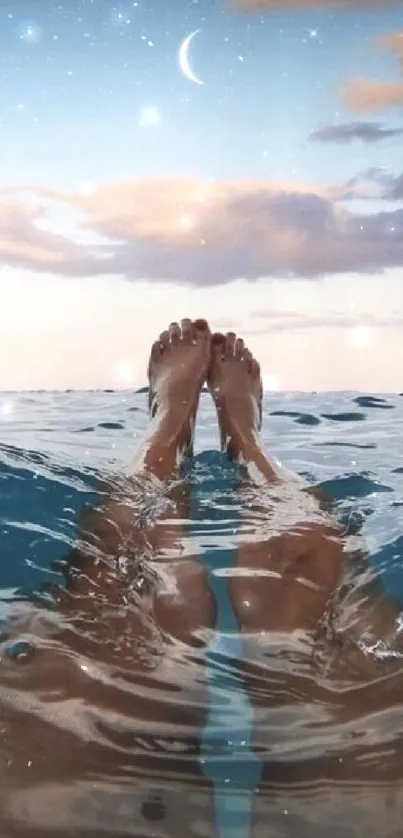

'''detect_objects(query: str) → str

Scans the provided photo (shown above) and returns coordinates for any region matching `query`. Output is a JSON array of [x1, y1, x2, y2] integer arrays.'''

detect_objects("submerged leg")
[[207, 331, 343, 635], [207, 331, 402, 647], [0, 320, 218, 836], [59, 317, 216, 648], [207, 333, 403, 832]]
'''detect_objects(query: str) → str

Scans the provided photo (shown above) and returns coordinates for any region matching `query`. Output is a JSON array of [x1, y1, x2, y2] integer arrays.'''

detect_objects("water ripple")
[[0, 390, 403, 836]]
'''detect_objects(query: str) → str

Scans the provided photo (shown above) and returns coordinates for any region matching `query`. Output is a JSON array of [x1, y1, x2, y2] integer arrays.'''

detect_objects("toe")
[[243, 348, 252, 370], [147, 342, 161, 382], [193, 318, 210, 339], [181, 318, 193, 342], [169, 321, 181, 344], [211, 332, 226, 356], [150, 340, 162, 361], [235, 337, 244, 358], [159, 330, 169, 349], [251, 358, 260, 376], [225, 332, 236, 358]]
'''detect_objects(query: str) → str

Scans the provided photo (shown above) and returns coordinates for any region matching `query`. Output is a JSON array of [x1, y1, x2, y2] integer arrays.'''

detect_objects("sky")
[[1, 0, 403, 392]]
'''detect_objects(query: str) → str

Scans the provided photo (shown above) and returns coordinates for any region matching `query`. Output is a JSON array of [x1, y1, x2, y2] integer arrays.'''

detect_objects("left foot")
[[142, 318, 211, 476]]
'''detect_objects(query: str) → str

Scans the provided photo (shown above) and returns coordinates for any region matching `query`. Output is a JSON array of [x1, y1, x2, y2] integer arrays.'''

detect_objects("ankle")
[[222, 423, 259, 458], [142, 421, 192, 480], [151, 409, 193, 448], [221, 426, 280, 482], [217, 400, 259, 444]]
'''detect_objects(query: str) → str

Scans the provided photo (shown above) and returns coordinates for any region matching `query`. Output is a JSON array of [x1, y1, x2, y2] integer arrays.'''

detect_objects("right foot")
[[207, 331, 262, 456]]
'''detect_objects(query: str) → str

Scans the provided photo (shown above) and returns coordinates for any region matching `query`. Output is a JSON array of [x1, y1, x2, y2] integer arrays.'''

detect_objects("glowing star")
[[347, 325, 372, 348], [309, 28, 319, 39], [262, 373, 280, 391], [138, 106, 160, 127], [0, 400, 14, 419], [180, 214, 194, 228], [17, 21, 42, 43], [110, 7, 131, 27], [114, 360, 137, 387], [76, 181, 96, 195]]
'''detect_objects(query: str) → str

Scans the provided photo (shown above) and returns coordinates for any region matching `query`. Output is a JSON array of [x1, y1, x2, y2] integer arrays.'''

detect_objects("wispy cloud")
[[341, 29, 403, 113], [0, 199, 88, 267], [309, 121, 403, 144], [1, 177, 403, 285], [249, 310, 403, 332], [347, 166, 403, 200]]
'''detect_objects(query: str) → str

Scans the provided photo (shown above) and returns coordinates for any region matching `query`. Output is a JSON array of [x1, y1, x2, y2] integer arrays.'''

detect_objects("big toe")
[[193, 318, 211, 341], [211, 332, 226, 358]]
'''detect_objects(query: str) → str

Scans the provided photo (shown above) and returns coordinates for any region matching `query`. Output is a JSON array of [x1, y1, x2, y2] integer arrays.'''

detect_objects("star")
[[138, 106, 160, 127], [302, 27, 322, 45], [17, 21, 42, 44], [179, 214, 194, 228], [110, 7, 131, 28]]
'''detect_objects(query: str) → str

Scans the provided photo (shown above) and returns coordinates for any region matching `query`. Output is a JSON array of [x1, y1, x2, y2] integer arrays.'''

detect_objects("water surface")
[[1, 389, 403, 837]]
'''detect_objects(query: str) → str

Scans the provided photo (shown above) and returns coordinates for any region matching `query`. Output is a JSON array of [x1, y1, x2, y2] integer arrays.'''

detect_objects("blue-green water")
[[1, 388, 403, 837]]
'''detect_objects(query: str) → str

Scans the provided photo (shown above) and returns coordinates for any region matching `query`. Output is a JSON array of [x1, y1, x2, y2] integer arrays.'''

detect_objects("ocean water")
[[1, 388, 403, 837]]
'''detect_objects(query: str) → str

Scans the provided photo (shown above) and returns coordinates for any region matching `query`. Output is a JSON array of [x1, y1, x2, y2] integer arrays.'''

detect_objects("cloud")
[[309, 121, 403, 143], [340, 78, 403, 113], [0, 199, 89, 268], [347, 167, 403, 200], [248, 310, 403, 332], [232, 0, 403, 8], [377, 30, 403, 61], [341, 29, 403, 113], [1, 177, 403, 286]]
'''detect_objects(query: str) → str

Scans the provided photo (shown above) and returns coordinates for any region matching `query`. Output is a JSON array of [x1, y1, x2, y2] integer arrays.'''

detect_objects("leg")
[[0, 319, 217, 836], [206, 333, 403, 838], [207, 331, 403, 647], [57, 317, 216, 650], [207, 331, 343, 635]]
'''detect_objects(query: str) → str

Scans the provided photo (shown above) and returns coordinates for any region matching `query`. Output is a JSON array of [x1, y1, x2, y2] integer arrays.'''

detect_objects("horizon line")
[[0, 387, 401, 397]]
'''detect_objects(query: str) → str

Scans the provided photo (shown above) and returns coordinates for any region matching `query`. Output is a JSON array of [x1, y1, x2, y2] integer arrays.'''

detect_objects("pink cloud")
[[340, 78, 403, 113], [340, 29, 403, 113], [0, 177, 403, 285]]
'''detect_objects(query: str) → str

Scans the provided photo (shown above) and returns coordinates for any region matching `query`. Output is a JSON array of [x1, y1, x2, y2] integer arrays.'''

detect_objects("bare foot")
[[142, 318, 211, 475], [148, 317, 210, 418], [207, 331, 262, 451]]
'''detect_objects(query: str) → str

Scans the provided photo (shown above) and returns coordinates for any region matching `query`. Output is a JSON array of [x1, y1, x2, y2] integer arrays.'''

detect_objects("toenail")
[[212, 332, 225, 344], [193, 318, 208, 330]]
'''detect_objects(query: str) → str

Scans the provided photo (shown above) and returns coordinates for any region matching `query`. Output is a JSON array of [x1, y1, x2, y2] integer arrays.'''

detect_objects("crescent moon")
[[178, 30, 205, 86]]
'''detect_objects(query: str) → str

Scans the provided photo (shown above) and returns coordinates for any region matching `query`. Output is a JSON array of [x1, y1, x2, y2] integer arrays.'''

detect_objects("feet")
[[144, 319, 211, 474], [138, 321, 276, 483]]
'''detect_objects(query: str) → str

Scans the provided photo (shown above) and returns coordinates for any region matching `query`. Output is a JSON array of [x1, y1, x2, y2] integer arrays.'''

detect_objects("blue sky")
[[0, 0, 403, 391]]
